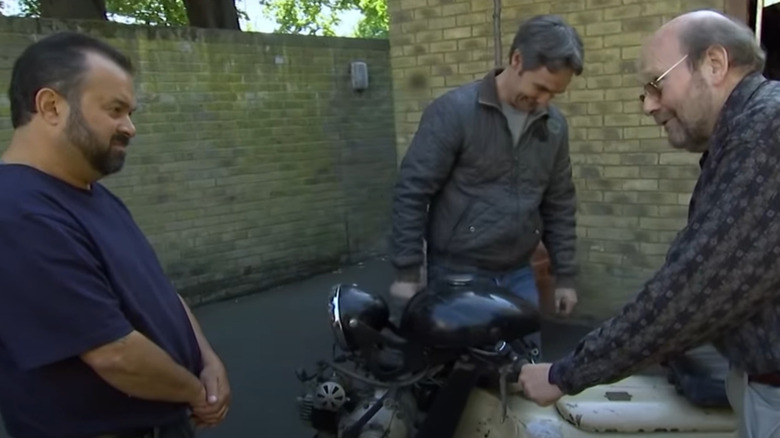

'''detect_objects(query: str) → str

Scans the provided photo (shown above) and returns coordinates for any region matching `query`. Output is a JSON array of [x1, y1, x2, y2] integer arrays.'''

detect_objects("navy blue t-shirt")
[[0, 164, 203, 438]]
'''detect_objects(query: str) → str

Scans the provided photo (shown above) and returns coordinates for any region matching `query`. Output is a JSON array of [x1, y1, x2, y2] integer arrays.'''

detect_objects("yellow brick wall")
[[387, 0, 730, 320]]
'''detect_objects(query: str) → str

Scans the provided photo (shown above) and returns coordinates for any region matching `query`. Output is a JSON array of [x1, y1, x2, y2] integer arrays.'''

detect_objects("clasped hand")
[[190, 361, 232, 428]]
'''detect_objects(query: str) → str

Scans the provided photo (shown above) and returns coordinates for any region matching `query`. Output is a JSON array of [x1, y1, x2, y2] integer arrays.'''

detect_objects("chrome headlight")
[[327, 283, 389, 351], [328, 284, 350, 350]]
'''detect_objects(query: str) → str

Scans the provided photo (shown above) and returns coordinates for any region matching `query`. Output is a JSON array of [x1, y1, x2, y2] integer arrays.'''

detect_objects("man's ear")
[[34, 87, 66, 126], [511, 49, 523, 71], [701, 45, 729, 85]]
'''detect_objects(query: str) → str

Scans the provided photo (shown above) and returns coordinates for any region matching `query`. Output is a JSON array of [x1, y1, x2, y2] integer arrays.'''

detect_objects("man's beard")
[[65, 103, 130, 176], [666, 74, 713, 153]]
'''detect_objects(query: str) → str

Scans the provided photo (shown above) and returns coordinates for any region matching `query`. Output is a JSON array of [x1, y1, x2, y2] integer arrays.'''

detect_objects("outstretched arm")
[[550, 139, 780, 395]]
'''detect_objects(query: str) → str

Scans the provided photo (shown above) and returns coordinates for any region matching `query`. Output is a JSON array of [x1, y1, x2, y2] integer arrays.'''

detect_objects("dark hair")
[[508, 14, 585, 75], [8, 31, 134, 128], [678, 11, 765, 73]]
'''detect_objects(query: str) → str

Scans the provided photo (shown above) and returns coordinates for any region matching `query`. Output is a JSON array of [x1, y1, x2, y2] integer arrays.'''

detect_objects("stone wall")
[[387, 0, 736, 319], [0, 17, 398, 304]]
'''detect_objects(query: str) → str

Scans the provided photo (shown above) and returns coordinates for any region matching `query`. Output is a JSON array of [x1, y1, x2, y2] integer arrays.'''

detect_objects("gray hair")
[[677, 11, 765, 73], [509, 14, 585, 75]]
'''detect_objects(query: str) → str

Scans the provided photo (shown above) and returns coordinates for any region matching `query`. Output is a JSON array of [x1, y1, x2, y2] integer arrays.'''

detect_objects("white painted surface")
[[555, 375, 735, 433], [452, 374, 737, 438]]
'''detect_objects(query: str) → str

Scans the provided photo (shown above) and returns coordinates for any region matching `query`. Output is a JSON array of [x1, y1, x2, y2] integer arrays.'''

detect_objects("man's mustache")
[[111, 133, 131, 147]]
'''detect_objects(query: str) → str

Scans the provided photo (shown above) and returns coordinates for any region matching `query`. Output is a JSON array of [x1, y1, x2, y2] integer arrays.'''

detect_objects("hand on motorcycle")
[[389, 280, 423, 300], [389, 265, 427, 301], [555, 287, 578, 317], [517, 363, 564, 406]]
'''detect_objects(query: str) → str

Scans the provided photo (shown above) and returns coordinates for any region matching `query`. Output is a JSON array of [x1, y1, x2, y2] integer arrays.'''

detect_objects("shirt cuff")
[[549, 356, 577, 395]]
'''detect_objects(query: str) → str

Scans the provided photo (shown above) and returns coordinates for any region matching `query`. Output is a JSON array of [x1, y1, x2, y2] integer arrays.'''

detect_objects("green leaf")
[[260, 0, 388, 38], [352, 0, 388, 38], [106, 0, 188, 26], [16, 0, 248, 27], [19, 0, 41, 16]]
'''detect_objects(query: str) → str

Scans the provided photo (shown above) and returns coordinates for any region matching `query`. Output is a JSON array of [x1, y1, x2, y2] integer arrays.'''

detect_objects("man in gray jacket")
[[390, 14, 583, 354]]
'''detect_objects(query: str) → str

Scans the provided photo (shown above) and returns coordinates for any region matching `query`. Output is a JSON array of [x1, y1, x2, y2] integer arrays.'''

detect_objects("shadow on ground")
[[0, 257, 600, 438]]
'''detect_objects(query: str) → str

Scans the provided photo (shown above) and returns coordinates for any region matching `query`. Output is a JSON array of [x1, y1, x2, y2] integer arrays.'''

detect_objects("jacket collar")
[[477, 68, 503, 108], [712, 72, 768, 141]]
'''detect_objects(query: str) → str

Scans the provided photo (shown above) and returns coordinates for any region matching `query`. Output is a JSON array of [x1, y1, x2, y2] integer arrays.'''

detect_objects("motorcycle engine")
[[296, 367, 421, 438], [295, 281, 541, 438]]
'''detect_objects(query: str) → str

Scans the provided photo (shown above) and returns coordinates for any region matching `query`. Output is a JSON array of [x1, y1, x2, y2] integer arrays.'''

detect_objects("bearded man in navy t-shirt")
[[0, 32, 231, 438]]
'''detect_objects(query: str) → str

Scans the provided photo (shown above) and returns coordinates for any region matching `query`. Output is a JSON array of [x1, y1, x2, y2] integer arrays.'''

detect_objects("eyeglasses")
[[639, 54, 688, 103]]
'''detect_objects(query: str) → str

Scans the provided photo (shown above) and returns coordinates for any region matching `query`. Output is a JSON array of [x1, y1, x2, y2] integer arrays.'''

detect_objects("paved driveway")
[[0, 257, 597, 437]]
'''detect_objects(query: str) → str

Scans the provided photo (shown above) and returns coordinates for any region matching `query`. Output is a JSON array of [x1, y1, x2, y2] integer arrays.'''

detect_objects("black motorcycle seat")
[[664, 344, 731, 408]]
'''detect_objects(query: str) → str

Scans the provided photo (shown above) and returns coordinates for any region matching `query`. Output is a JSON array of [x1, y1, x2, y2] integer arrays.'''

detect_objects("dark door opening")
[[749, 1, 780, 79]]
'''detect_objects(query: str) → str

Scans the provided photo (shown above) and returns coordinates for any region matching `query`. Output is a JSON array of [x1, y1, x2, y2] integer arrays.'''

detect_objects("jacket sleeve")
[[548, 139, 780, 395], [391, 97, 463, 281], [539, 117, 578, 289]]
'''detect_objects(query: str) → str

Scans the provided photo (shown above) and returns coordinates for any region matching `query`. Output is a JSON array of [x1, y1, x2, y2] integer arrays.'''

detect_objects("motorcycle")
[[294, 275, 737, 438]]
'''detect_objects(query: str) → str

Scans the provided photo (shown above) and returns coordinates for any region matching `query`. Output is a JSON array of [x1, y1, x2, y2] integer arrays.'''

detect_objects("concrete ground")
[[0, 257, 600, 438]]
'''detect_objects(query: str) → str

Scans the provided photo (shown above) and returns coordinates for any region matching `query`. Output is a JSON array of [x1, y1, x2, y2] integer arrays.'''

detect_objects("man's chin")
[[106, 159, 126, 175], [95, 155, 126, 176], [666, 136, 708, 153], [667, 138, 688, 150], [664, 119, 710, 153]]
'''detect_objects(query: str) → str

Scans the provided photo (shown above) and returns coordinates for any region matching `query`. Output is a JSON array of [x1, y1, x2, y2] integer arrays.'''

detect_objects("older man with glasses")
[[517, 9, 780, 437]]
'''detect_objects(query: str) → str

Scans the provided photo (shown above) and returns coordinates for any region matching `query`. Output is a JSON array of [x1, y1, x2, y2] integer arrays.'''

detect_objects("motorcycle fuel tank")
[[398, 274, 541, 349]]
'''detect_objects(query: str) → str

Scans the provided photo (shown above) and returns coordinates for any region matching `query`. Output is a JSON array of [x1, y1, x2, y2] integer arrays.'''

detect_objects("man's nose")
[[642, 93, 661, 116], [120, 117, 136, 138]]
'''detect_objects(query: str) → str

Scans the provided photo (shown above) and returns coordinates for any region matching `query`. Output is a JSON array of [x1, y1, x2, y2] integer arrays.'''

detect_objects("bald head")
[[654, 10, 764, 74], [664, 9, 739, 31], [637, 10, 765, 153]]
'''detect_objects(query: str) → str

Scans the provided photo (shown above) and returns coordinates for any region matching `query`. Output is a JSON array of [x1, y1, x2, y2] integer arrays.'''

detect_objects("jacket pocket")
[[445, 200, 510, 254]]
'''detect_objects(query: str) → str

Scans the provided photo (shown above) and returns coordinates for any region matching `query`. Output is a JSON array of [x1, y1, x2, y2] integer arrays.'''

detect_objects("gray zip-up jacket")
[[391, 69, 578, 288]]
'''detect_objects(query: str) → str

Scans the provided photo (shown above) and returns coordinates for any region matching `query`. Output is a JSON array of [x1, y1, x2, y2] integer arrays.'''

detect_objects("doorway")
[[749, 0, 780, 79]]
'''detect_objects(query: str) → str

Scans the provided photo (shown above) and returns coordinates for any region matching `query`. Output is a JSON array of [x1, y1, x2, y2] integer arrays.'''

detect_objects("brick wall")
[[0, 17, 397, 305], [388, 0, 731, 320]]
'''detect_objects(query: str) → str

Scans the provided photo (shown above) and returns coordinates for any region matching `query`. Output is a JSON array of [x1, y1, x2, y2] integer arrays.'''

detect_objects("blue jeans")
[[427, 263, 542, 355]]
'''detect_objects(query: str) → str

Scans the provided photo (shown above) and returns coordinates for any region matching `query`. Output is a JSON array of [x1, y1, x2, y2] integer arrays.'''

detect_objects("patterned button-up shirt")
[[549, 72, 780, 395]]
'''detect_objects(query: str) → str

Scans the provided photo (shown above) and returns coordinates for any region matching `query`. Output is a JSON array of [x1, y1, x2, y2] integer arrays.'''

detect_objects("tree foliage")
[[18, 0, 245, 28], [260, 0, 388, 38], [15, 0, 387, 37], [352, 0, 387, 38], [110, 0, 188, 26]]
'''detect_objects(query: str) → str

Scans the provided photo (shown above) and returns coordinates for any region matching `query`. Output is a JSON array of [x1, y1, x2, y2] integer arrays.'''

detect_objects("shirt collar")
[[711, 72, 768, 142]]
